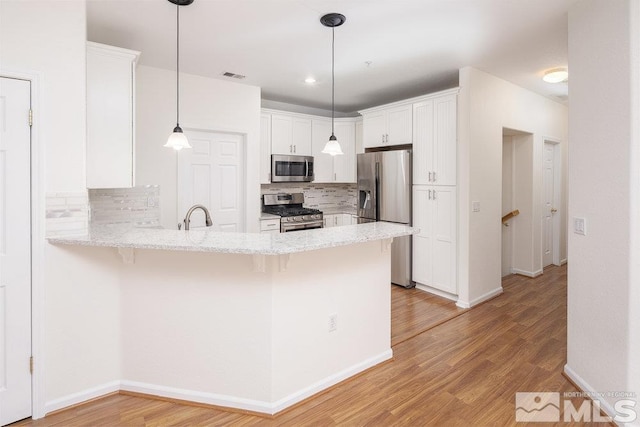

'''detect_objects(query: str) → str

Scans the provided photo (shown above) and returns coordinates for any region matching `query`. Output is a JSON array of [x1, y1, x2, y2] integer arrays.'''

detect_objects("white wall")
[[457, 67, 568, 306], [135, 66, 261, 231], [567, 0, 640, 421], [0, 0, 122, 416]]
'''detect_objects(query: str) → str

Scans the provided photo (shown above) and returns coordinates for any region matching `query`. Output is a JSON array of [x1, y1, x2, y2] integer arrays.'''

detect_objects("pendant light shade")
[[165, 0, 192, 150], [320, 13, 345, 157], [322, 134, 344, 156]]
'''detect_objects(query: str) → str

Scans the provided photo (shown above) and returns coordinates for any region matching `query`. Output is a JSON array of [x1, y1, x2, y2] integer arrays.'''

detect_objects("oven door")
[[271, 155, 314, 182], [281, 220, 324, 232]]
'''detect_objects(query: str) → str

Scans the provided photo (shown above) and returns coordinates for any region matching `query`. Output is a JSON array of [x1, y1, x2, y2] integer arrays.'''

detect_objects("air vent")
[[222, 72, 246, 80]]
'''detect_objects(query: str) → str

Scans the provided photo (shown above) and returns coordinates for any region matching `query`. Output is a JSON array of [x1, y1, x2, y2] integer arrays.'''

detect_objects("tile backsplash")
[[89, 185, 160, 227], [261, 183, 357, 212], [46, 192, 89, 237]]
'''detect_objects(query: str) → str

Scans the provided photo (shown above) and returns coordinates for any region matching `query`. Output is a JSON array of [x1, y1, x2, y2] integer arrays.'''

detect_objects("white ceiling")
[[87, 0, 576, 114]]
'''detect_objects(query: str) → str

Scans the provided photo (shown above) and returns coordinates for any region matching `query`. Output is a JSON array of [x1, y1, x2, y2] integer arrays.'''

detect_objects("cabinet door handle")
[[289, 145, 292, 153], [428, 171, 432, 182], [334, 173, 337, 181], [293, 145, 296, 153], [433, 171, 437, 182], [428, 189, 432, 200], [433, 190, 437, 200]]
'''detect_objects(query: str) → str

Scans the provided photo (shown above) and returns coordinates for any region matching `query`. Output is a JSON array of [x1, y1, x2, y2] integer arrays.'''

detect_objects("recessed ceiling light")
[[543, 68, 568, 83], [305, 77, 317, 84]]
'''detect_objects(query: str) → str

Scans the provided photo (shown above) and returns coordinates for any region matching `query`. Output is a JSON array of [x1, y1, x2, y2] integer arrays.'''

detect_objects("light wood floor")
[[15, 265, 608, 426]]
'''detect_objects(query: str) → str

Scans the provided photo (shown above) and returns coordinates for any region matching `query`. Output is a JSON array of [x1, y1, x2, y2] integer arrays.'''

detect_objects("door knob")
[[551, 208, 558, 213]]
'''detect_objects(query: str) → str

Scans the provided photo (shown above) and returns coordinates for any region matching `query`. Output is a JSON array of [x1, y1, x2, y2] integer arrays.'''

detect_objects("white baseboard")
[[511, 268, 543, 278], [560, 258, 568, 266], [456, 287, 503, 309], [414, 283, 458, 301], [120, 380, 274, 414], [563, 364, 639, 426], [44, 380, 121, 415], [45, 350, 393, 417], [270, 349, 393, 414]]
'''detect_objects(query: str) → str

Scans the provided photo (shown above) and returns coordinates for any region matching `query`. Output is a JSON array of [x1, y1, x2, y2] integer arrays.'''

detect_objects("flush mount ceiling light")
[[164, 0, 193, 151], [304, 77, 317, 84], [542, 68, 569, 83], [320, 13, 346, 156]]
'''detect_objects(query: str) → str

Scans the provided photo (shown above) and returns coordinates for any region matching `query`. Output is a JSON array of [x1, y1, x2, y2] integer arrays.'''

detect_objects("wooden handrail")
[[502, 209, 520, 223]]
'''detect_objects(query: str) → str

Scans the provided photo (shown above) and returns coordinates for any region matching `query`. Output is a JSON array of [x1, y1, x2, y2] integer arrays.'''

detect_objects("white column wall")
[[457, 67, 568, 307], [135, 66, 261, 232], [0, 0, 123, 415], [567, 0, 640, 420]]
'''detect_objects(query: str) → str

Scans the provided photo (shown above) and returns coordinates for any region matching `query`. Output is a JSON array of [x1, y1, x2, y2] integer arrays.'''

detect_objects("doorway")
[[502, 128, 534, 277], [177, 129, 246, 232], [0, 76, 32, 425]]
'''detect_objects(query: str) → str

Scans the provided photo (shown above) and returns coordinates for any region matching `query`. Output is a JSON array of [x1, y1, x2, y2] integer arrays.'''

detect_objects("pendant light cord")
[[176, 0, 180, 127], [331, 25, 335, 136]]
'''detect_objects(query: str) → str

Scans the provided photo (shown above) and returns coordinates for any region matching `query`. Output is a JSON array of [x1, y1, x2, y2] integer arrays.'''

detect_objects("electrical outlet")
[[573, 217, 586, 235], [472, 201, 480, 212], [328, 314, 338, 332], [147, 197, 156, 207]]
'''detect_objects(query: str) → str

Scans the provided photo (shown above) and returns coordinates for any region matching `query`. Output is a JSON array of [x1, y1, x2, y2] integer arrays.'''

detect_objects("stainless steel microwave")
[[271, 154, 314, 182]]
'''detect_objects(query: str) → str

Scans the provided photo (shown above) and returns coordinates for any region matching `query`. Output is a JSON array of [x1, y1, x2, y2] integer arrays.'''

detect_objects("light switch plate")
[[573, 217, 586, 235], [472, 201, 480, 212]]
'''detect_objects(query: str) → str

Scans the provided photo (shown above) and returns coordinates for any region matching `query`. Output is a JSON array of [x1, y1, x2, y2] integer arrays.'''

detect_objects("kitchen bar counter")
[[48, 222, 415, 255], [47, 222, 414, 416]]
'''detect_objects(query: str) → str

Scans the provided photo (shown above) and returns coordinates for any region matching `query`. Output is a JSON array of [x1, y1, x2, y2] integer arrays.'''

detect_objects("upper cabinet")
[[271, 114, 312, 156], [360, 103, 412, 148], [311, 118, 356, 183], [333, 120, 356, 182], [262, 109, 357, 184], [86, 42, 140, 189], [260, 113, 272, 184], [413, 91, 458, 186]]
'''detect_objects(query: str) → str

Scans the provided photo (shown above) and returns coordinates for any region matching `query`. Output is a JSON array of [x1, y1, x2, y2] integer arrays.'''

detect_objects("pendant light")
[[164, 0, 194, 151], [320, 13, 346, 156]]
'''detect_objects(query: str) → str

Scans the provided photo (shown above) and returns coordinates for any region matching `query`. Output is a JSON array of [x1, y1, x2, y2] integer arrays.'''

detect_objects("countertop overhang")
[[48, 222, 417, 255]]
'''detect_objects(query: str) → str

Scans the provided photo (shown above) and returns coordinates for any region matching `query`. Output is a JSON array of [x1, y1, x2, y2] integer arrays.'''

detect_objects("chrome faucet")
[[183, 204, 213, 230]]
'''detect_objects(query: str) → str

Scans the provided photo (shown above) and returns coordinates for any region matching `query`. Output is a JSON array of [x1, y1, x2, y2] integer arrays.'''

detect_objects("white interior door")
[[0, 77, 32, 425], [178, 130, 245, 232], [543, 142, 556, 267]]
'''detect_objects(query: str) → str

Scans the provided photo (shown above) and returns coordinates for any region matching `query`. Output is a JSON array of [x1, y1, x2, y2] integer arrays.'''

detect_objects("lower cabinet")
[[260, 218, 280, 233], [412, 185, 457, 294], [323, 213, 357, 228]]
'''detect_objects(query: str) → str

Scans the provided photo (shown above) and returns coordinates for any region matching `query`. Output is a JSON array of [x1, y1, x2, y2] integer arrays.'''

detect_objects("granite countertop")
[[48, 222, 417, 255], [320, 208, 358, 216], [260, 212, 281, 220]]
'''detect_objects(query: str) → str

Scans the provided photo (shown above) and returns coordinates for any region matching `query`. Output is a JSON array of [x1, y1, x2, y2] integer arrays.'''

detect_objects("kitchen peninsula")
[[49, 222, 415, 415]]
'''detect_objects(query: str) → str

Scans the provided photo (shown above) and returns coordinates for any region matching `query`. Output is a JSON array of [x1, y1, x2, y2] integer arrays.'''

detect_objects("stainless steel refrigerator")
[[357, 149, 413, 288]]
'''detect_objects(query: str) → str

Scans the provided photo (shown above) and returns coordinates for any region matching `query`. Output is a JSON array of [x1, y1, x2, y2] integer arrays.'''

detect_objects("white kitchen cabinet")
[[311, 118, 334, 182], [324, 213, 356, 228], [355, 118, 364, 154], [413, 91, 457, 186], [333, 120, 356, 182], [361, 103, 412, 148], [412, 185, 457, 294], [260, 113, 272, 184], [311, 118, 356, 183], [260, 217, 280, 234], [271, 113, 312, 156], [86, 42, 140, 188]]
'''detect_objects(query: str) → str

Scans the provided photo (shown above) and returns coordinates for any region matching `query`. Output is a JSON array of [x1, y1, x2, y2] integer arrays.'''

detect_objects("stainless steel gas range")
[[262, 193, 323, 232]]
